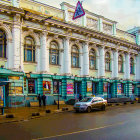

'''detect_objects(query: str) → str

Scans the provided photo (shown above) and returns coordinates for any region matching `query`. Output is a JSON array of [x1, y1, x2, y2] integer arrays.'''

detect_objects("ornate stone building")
[[0, 0, 140, 107]]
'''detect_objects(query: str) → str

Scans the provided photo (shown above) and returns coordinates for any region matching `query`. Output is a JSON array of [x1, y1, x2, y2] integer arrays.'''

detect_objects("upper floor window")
[[0, 30, 6, 58], [71, 45, 79, 67], [105, 52, 111, 71], [130, 57, 134, 74], [118, 55, 123, 73], [49, 41, 59, 65], [89, 49, 96, 69], [24, 36, 35, 62]]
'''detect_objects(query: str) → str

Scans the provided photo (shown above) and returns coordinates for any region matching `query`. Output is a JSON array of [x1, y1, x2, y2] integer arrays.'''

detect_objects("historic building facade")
[[0, 0, 140, 107]]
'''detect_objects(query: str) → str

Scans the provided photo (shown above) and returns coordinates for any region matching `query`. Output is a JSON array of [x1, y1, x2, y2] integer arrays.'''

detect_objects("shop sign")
[[8, 76, 20, 80], [67, 80, 74, 94], [28, 79, 35, 93], [43, 81, 51, 94], [53, 80, 59, 94], [117, 83, 122, 94], [0, 86, 4, 107], [87, 82, 92, 92], [9, 87, 23, 94]]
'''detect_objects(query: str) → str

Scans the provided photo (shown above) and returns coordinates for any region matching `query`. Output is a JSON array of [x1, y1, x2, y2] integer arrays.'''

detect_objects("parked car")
[[74, 97, 107, 113]]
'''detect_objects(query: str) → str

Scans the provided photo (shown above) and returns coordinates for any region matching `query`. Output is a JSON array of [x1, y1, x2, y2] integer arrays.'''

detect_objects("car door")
[[91, 99, 98, 109]]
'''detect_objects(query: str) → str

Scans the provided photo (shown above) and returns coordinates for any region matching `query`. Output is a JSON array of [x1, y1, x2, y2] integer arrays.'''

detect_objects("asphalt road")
[[0, 104, 140, 140]]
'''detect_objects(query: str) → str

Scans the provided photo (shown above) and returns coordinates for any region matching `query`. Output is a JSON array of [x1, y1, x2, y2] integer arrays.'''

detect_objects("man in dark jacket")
[[37, 94, 42, 107], [42, 94, 46, 106]]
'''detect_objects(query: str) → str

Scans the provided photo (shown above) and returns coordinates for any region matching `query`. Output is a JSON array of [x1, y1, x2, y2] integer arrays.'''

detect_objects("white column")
[[12, 14, 21, 71], [60, 49, 64, 74], [40, 32, 49, 73], [60, 4, 69, 22], [7, 39, 13, 69], [98, 18, 103, 32], [99, 46, 105, 77], [12, 0, 19, 7], [83, 42, 89, 76], [125, 53, 130, 79], [63, 37, 71, 74], [113, 50, 118, 78]]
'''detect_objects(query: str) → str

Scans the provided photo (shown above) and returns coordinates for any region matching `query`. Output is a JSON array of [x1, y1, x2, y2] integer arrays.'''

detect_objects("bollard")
[[46, 110, 51, 113], [32, 112, 40, 116], [6, 114, 14, 118]]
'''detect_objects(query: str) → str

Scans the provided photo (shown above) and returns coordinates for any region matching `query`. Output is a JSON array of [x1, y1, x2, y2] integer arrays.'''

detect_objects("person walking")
[[79, 94, 82, 101], [42, 94, 46, 106], [37, 94, 42, 107]]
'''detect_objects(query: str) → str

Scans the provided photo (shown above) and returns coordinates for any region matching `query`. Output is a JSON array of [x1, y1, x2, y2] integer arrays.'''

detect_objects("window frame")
[[24, 36, 36, 62], [0, 30, 7, 58], [71, 45, 79, 68], [105, 52, 111, 71], [89, 49, 96, 70], [130, 57, 134, 74], [49, 41, 59, 65]]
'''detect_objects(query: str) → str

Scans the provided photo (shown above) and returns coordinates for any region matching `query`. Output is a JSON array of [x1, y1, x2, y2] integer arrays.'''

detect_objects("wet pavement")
[[0, 103, 140, 140]]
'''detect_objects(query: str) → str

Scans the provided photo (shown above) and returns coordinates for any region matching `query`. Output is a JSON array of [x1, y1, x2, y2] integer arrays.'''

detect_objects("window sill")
[[71, 66, 81, 69], [105, 70, 112, 72], [119, 72, 124, 74], [50, 64, 61, 67], [130, 73, 135, 75], [89, 68, 98, 70], [24, 61, 37, 65], [0, 57, 7, 61]]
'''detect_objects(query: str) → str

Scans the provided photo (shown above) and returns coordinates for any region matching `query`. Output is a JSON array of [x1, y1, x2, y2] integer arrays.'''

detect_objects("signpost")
[[73, 1, 85, 20]]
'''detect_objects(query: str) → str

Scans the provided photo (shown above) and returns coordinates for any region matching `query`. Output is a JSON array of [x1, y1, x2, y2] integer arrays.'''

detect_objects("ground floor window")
[[92, 82, 98, 95], [132, 84, 135, 94], [74, 82, 81, 95], [53, 80, 61, 94], [28, 79, 36, 94]]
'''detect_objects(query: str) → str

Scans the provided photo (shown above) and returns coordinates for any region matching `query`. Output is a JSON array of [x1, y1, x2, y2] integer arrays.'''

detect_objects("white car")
[[74, 97, 107, 113]]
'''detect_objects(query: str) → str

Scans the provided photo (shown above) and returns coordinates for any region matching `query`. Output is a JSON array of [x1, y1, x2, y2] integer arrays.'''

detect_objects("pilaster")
[[113, 50, 118, 78], [82, 42, 89, 76], [98, 18, 103, 32], [125, 53, 130, 79]]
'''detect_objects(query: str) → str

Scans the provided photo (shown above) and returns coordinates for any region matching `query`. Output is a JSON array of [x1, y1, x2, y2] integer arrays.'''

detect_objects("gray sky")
[[36, 0, 140, 31]]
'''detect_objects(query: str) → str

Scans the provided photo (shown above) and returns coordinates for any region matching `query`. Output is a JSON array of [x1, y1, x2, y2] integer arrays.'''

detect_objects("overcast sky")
[[36, 0, 140, 31]]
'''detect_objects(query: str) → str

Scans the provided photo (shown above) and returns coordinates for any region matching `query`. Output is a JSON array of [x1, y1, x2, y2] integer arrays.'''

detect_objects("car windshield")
[[80, 98, 92, 102]]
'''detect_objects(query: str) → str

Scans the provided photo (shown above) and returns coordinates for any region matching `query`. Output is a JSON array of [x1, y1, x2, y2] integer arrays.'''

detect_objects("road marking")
[[32, 122, 124, 140]]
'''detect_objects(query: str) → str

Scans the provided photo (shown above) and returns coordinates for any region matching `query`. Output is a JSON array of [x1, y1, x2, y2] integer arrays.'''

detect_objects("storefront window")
[[92, 82, 98, 95], [89, 49, 96, 69], [132, 84, 135, 94], [105, 52, 111, 71], [49, 41, 59, 65], [28, 79, 35, 93], [0, 30, 6, 58], [118, 55, 123, 73], [53, 80, 61, 94], [71, 45, 79, 67], [24, 36, 35, 62]]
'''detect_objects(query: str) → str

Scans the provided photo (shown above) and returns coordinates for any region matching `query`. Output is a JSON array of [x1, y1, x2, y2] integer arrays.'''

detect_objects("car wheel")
[[75, 110, 79, 113], [101, 105, 106, 111], [87, 107, 91, 113]]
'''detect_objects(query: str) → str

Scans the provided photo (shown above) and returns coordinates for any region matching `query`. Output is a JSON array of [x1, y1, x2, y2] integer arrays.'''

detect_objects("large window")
[[49, 41, 59, 65], [105, 52, 111, 71], [89, 49, 96, 69], [24, 36, 35, 62], [118, 55, 123, 73], [28, 79, 36, 94], [71, 45, 79, 67], [130, 57, 134, 74], [0, 30, 6, 58]]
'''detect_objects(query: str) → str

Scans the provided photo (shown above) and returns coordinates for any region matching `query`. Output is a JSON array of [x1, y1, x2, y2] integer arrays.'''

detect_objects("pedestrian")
[[79, 94, 82, 101], [37, 94, 41, 107], [42, 94, 46, 106]]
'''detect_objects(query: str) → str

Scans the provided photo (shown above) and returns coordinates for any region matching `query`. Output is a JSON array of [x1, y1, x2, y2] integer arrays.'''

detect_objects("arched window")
[[105, 52, 111, 71], [118, 55, 123, 73], [49, 41, 59, 65], [130, 57, 134, 74], [24, 36, 35, 62], [89, 49, 96, 69], [0, 30, 7, 58], [71, 45, 79, 67]]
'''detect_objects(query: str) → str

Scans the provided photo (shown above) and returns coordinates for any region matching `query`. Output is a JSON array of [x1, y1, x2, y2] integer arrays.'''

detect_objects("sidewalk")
[[0, 105, 74, 124]]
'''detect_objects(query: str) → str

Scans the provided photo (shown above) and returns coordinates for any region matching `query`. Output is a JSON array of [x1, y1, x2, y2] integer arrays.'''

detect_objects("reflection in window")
[[105, 52, 111, 71], [118, 55, 123, 73], [71, 45, 79, 67], [49, 41, 59, 65], [24, 36, 35, 62], [0, 30, 6, 58], [89, 49, 96, 69]]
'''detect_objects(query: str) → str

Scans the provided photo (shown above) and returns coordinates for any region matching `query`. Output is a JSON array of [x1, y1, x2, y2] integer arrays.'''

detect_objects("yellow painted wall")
[[119, 73, 124, 79], [130, 74, 135, 80], [89, 70, 98, 77], [50, 65, 60, 74], [71, 68, 80, 76], [24, 64, 36, 72], [105, 72, 112, 78], [0, 60, 6, 67]]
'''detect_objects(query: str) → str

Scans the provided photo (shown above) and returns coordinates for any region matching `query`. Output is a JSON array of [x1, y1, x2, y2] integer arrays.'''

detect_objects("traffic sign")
[[73, 1, 85, 20]]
